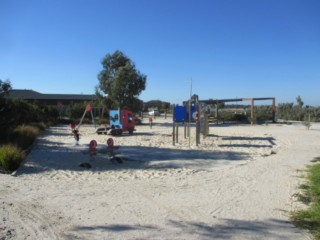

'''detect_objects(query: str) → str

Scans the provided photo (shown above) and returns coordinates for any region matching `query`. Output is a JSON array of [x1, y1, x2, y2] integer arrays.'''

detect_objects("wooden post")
[[196, 119, 200, 146], [251, 99, 255, 125], [216, 101, 219, 124], [176, 123, 179, 143], [173, 122, 175, 146], [203, 113, 209, 138], [272, 98, 276, 123]]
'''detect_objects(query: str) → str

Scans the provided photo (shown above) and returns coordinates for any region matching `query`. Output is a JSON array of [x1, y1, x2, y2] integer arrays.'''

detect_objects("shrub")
[[67, 102, 87, 120], [291, 160, 320, 239], [0, 144, 25, 172], [29, 122, 47, 131], [135, 118, 142, 125], [12, 125, 39, 150]]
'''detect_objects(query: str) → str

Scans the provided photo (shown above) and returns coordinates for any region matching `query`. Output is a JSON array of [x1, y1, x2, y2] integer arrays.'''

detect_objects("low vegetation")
[[213, 96, 320, 124], [0, 81, 56, 172], [11, 125, 40, 150], [291, 157, 320, 239], [0, 145, 25, 173]]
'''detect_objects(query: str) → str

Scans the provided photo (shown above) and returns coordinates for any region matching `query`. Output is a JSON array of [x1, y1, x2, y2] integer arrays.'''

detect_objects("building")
[[5, 89, 96, 106]]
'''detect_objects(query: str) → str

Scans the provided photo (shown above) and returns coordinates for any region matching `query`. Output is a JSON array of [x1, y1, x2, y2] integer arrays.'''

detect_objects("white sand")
[[1, 117, 319, 239]]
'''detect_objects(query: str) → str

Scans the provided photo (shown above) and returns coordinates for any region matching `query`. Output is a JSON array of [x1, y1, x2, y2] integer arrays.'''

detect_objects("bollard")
[[72, 129, 80, 145], [107, 138, 114, 158], [89, 140, 97, 160]]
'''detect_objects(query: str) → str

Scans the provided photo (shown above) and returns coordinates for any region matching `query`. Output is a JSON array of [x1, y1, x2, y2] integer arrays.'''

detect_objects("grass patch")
[[0, 144, 26, 172], [291, 157, 320, 239], [29, 122, 47, 130], [11, 125, 39, 150]]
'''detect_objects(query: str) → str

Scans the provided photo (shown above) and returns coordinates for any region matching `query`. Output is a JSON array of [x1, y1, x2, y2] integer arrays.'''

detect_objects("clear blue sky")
[[1, 0, 319, 105]]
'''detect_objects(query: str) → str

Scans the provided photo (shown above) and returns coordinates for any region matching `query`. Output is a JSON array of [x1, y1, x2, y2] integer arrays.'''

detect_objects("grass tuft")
[[11, 125, 39, 150], [0, 144, 25, 172], [291, 159, 320, 239]]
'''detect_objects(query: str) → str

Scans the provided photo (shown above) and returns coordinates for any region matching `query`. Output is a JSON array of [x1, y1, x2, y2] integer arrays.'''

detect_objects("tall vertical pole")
[[189, 79, 192, 148], [172, 104, 175, 146]]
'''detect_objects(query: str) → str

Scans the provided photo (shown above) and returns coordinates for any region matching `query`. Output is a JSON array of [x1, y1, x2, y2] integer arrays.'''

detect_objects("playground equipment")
[[173, 94, 275, 147], [73, 104, 135, 135], [85, 138, 122, 164], [70, 123, 80, 145], [172, 95, 209, 147], [197, 97, 276, 124], [96, 109, 135, 135], [78, 104, 96, 129], [77, 104, 111, 129]]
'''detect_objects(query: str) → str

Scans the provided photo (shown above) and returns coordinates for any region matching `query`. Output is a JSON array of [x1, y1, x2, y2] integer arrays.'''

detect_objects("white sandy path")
[[1, 118, 319, 239]]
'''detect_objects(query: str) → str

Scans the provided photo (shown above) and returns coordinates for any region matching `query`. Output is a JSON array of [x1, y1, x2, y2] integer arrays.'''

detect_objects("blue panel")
[[173, 106, 186, 122], [109, 110, 122, 128]]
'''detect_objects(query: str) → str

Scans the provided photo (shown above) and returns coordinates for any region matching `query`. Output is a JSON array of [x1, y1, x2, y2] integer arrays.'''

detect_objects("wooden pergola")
[[200, 97, 276, 124]]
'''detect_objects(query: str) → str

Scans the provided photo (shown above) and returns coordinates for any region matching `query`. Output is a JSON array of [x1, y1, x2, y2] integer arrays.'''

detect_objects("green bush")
[[12, 125, 39, 150], [67, 102, 87, 120], [291, 160, 320, 239], [216, 111, 249, 123], [29, 122, 47, 131], [0, 144, 25, 172], [135, 118, 142, 125]]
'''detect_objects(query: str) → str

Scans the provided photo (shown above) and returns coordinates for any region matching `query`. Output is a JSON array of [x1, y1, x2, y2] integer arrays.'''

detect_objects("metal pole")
[[189, 78, 192, 148], [172, 104, 175, 146]]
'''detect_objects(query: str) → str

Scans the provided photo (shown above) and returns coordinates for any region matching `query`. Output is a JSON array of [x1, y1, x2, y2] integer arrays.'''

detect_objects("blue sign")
[[173, 106, 186, 122]]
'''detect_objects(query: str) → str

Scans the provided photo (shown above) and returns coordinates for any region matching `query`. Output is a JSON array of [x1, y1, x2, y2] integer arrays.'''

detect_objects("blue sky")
[[1, 0, 319, 105]]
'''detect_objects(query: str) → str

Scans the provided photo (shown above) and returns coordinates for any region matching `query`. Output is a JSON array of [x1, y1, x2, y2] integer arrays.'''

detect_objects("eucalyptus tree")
[[97, 51, 146, 111]]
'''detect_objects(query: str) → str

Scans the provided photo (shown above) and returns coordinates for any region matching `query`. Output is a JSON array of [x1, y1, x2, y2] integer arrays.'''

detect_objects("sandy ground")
[[1, 117, 319, 239]]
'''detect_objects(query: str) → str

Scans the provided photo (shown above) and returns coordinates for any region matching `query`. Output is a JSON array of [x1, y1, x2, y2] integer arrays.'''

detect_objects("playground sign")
[[173, 106, 186, 122]]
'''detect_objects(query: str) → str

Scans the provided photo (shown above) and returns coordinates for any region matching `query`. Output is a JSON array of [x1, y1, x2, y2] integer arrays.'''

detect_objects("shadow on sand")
[[14, 133, 251, 176], [69, 218, 303, 240]]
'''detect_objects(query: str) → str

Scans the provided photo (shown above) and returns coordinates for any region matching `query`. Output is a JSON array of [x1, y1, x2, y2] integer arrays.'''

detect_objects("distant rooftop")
[[6, 89, 96, 101]]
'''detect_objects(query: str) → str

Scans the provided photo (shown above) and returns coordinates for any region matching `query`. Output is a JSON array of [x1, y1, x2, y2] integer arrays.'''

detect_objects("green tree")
[[0, 79, 12, 97], [296, 96, 304, 108], [97, 50, 146, 110]]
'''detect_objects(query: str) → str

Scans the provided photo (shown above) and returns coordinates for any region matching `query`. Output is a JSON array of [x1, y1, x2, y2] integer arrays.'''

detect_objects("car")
[[148, 110, 160, 116]]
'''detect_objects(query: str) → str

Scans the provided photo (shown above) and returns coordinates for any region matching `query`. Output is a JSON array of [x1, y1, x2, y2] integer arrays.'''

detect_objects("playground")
[[1, 117, 318, 239]]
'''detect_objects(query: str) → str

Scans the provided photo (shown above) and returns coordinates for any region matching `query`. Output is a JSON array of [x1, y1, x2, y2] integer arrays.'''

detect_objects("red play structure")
[[96, 109, 135, 135]]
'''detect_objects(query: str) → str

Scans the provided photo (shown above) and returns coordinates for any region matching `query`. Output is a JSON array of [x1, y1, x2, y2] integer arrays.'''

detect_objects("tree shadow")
[[167, 218, 305, 240], [14, 136, 250, 176], [206, 134, 276, 148], [221, 136, 276, 145], [114, 132, 156, 137], [68, 218, 304, 239], [73, 224, 157, 232], [39, 125, 73, 137]]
